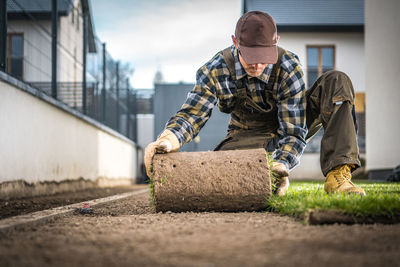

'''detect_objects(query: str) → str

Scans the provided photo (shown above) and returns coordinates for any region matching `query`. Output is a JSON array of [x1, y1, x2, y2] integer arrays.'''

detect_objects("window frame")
[[306, 45, 336, 87], [7, 33, 24, 80]]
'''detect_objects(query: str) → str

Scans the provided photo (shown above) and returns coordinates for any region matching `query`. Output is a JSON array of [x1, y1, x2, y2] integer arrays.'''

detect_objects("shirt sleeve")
[[273, 59, 308, 170], [165, 65, 218, 145]]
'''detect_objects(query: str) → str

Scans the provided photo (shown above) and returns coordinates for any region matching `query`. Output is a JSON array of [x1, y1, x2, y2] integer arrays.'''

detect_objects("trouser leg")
[[306, 70, 360, 176]]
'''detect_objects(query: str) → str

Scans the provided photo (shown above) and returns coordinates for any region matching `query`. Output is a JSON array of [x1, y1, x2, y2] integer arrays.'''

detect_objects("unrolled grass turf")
[[267, 181, 400, 222]]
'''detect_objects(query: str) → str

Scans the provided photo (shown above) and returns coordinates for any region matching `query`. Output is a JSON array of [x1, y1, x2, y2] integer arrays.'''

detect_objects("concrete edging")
[[0, 188, 148, 233]]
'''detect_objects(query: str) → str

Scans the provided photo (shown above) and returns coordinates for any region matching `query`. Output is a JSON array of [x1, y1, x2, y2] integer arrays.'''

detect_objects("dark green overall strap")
[[221, 46, 286, 81], [221, 47, 236, 79]]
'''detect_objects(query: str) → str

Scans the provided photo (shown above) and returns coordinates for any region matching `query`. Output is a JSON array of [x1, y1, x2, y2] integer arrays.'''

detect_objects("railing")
[[28, 81, 140, 141]]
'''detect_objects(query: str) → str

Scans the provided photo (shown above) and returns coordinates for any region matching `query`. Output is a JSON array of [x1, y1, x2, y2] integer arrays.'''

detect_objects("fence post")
[[126, 78, 130, 139], [116, 61, 120, 131], [82, 11, 88, 114], [102, 42, 106, 122], [133, 91, 137, 142], [94, 81, 99, 119], [0, 0, 7, 72], [51, 0, 58, 98]]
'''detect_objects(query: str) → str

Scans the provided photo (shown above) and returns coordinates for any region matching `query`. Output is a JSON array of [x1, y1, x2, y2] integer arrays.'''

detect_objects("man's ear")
[[232, 35, 238, 48]]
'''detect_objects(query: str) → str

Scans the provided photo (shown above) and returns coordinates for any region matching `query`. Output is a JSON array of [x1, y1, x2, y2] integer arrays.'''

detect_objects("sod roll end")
[[151, 148, 271, 212]]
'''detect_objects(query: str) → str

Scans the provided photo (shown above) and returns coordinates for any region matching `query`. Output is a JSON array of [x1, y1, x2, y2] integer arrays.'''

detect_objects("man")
[[145, 11, 365, 196]]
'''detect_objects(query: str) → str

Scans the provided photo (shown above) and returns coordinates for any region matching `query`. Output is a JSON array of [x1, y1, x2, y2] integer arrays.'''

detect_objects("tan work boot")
[[274, 177, 289, 196], [324, 164, 366, 196]]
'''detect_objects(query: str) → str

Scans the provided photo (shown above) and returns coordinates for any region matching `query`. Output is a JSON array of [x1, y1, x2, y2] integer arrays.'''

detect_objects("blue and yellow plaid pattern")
[[165, 45, 307, 170]]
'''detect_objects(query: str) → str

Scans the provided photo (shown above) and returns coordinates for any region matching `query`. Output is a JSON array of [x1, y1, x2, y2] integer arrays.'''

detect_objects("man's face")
[[231, 35, 278, 77], [238, 53, 268, 77]]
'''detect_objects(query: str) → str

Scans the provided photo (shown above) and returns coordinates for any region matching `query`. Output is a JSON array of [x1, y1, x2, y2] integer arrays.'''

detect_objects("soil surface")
[[0, 185, 143, 219], [1, 191, 399, 267]]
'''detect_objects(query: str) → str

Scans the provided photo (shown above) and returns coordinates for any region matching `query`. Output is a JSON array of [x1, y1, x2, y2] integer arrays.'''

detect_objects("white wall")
[[0, 79, 137, 183], [137, 114, 155, 149], [365, 0, 400, 171], [118, 114, 155, 150], [279, 32, 365, 91], [290, 153, 324, 180]]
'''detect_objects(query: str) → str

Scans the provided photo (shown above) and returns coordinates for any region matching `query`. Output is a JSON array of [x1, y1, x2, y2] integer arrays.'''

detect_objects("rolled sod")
[[151, 148, 271, 212]]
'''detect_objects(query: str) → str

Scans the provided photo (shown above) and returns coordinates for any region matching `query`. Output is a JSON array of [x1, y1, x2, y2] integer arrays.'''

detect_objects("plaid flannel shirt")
[[165, 45, 307, 170]]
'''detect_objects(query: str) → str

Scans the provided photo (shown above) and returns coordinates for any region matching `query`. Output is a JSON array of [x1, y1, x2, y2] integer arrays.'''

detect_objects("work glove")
[[270, 161, 289, 177], [270, 161, 290, 196], [144, 129, 180, 178]]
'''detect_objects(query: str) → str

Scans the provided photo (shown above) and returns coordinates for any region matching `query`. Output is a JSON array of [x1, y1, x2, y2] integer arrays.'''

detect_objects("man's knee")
[[320, 70, 354, 102], [322, 70, 351, 83]]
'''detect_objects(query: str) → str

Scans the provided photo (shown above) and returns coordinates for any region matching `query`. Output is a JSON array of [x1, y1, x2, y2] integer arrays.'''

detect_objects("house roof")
[[244, 0, 364, 32], [7, 0, 97, 52], [7, 0, 73, 17]]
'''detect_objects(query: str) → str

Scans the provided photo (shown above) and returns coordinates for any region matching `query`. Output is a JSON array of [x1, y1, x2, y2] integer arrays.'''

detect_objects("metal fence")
[[0, 0, 140, 142]]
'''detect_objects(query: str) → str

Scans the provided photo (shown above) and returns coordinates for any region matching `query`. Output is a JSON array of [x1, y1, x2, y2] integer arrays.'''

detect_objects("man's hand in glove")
[[144, 129, 180, 177], [270, 161, 290, 196]]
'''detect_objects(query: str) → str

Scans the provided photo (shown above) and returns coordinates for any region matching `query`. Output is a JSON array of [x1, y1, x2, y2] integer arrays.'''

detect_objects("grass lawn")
[[267, 181, 400, 223]]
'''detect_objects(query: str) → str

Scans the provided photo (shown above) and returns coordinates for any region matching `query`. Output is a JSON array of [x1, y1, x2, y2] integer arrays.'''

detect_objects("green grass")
[[267, 153, 278, 192], [147, 165, 156, 209], [148, 177, 155, 206], [267, 181, 400, 220], [161, 176, 170, 184]]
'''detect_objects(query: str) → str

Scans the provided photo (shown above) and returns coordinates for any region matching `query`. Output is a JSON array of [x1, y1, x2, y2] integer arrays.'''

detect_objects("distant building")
[[153, 69, 164, 84], [154, 83, 230, 152], [133, 88, 153, 114]]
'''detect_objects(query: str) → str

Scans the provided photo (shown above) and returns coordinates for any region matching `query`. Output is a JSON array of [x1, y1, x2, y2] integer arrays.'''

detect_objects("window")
[[355, 92, 366, 153], [7, 34, 23, 80], [306, 46, 335, 87]]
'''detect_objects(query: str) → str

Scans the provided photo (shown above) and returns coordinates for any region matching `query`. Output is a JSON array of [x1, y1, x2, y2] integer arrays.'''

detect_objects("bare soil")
[[0, 185, 142, 219], [1, 191, 399, 267]]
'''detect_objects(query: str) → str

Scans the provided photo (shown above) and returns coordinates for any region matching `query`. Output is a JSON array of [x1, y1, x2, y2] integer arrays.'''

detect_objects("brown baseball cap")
[[235, 11, 278, 64]]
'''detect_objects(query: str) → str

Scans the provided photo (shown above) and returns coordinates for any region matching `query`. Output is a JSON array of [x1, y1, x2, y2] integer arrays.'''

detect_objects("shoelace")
[[333, 166, 354, 187]]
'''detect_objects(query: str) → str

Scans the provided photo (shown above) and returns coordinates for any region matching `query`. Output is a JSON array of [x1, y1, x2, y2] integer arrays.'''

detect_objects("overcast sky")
[[91, 0, 242, 89]]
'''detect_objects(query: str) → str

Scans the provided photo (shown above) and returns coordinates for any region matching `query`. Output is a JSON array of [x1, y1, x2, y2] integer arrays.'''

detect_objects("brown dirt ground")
[[1, 192, 400, 267], [0, 185, 144, 219]]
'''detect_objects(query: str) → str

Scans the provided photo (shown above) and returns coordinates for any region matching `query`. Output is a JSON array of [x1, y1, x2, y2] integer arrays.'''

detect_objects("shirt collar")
[[232, 45, 274, 84]]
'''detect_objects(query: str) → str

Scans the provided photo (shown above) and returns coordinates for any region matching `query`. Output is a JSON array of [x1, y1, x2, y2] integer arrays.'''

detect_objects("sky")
[[91, 0, 242, 89]]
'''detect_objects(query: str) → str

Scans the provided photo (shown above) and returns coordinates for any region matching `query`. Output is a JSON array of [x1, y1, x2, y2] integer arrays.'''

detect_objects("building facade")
[[7, 0, 96, 83]]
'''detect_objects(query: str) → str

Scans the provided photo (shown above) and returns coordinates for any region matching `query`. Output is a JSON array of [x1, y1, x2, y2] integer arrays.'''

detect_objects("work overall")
[[214, 47, 361, 176]]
